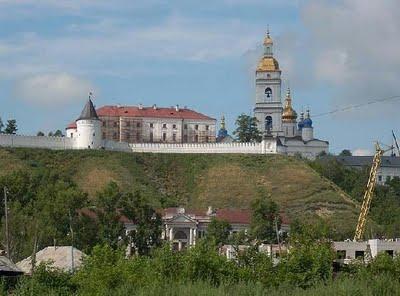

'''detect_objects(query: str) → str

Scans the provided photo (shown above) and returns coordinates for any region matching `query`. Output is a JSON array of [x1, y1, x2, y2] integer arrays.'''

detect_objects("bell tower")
[[254, 30, 283, 136]]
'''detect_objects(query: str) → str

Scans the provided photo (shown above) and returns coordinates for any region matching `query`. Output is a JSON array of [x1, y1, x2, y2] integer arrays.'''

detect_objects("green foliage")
[[93, 182, 125, 249], [122, 190, 162, 256], [54, 130, 63, 137], [206, 218, 232, 246], [73, 245, 129, 295], [277, 240, 334, 288], [233, 113, 262, 142], [0, 117, 3, 134], [36, 131, 45, 136], [14, 263, 75, 295], [250, 194, 279, 243], [339, 149, 352, 156], [4, 119, 17, 134]]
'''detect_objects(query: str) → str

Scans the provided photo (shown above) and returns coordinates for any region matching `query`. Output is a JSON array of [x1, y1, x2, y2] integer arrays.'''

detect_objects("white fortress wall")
[[103, 139, 279, 154], [0, 134, 76, 150]]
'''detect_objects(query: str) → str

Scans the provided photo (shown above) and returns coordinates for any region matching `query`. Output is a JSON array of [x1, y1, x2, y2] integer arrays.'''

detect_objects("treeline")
[[310, 157, 400, 237], [5, 235, 400, 295]]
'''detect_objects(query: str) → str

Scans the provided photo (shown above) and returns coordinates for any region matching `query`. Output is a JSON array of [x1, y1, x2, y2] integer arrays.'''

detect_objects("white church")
[[253, 31, 328, 157], [0, 31, 328, 159]]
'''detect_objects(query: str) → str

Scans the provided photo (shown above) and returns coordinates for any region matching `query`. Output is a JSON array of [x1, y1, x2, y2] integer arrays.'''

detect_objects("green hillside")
[[0, 147, 360, 237]]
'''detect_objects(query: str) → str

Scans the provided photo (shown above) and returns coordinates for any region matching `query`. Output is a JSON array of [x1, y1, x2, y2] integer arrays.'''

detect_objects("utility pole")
[[274, 216, 281, 257], [69, 210, 74, 273], [3, 187, 10, 259]]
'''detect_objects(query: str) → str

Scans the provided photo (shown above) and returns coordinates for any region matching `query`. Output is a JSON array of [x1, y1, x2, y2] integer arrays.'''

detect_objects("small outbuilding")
[[0, 256, 23, 277], [17, 246, 85, 274]]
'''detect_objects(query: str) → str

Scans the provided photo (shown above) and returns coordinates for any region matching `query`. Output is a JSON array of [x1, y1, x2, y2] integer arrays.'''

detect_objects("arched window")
[[265, 87, 272, 100], [265, 116, 273, 132]]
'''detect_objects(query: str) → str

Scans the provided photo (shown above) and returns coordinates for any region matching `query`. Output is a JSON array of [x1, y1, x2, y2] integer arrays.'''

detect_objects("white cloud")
[[299, 0, 400, 115], [352, 148, 372, 156], [14, 73, 94, 105]]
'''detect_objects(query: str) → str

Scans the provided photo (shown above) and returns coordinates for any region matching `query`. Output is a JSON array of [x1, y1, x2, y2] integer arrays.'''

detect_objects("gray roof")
[[17, 246, 85, 274], [77, 99, 99, 121], [336, 156, 400, 168], [0, 256, 23, 276]]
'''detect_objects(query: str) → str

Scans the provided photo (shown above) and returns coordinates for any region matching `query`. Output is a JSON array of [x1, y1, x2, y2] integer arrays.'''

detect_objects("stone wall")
[[103, 139, 278, 154], [0, 134, 76, 150]]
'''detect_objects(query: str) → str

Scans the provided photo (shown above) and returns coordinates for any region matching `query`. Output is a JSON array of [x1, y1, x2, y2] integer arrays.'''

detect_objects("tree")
[[48, 132, 53, 137], [0, 117, 3, 133], [122, 191, 162, 256], [4, 119, 17, 134], [250, 194, 279, 243], [94, 182, 125, 249], [54, 130, 63, 137], [233, 114, 262, 142], [339, 149, 352, 156], [206, 218, 232, 245], [37, 131, 45, 136]]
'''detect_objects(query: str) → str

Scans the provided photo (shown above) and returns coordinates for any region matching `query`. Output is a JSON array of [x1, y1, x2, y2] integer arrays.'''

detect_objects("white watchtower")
[[76, 97, 102, 149], [254, 30, 283, 136]]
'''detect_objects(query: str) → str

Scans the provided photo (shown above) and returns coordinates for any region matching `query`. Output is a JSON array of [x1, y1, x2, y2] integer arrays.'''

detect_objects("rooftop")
[[96, 105, 215, 121]]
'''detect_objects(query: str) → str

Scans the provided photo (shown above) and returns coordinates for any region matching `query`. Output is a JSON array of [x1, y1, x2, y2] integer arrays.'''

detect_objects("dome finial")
[[220, 115, 226, 130], [267, 24, 270, 37]]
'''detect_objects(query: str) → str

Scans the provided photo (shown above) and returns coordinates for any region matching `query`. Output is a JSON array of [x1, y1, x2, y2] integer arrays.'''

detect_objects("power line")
[[313, 95, 400, 118]]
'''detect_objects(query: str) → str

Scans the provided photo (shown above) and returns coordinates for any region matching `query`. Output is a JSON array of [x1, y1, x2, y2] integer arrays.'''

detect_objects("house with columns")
[[124, 207, 289, 252]]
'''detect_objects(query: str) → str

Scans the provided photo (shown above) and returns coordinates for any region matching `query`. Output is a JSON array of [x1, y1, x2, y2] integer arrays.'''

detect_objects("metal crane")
[[353, 142, 395, 241]]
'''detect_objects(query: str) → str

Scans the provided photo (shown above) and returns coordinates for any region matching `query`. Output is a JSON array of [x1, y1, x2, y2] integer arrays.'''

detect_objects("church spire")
[[220, 115, 226, 130], [282, 87, 297, 123], [263, 27, 273, 56]]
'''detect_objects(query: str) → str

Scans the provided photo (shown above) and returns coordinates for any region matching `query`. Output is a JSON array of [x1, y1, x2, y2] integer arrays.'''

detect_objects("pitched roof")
[[336, 156, 400, 168], [66, 122, 77, 130], [17, 246, 85, 274], [0, 256, 23, 276], [96, 105, 215, 121], [77, 99, 99, 121]]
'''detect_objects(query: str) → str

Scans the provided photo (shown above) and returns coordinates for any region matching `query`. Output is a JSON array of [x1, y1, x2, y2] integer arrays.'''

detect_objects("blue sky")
[[1, 0, 400, 155]]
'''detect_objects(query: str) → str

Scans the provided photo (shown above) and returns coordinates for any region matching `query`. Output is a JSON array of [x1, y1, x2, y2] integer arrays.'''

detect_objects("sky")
[[1, 0, 400, 155]]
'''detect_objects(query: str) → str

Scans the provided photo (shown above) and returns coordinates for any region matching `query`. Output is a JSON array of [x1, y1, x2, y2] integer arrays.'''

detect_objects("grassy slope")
[[0, 148, 360, 236]]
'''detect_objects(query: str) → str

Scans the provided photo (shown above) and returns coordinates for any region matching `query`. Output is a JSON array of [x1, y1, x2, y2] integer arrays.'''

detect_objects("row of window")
[[106, 132, 209, 143], [102, 121, 209, 131]]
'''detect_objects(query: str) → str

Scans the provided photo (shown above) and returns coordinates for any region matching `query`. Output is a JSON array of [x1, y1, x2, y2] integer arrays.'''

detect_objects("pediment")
[[168, 214, 196, 224]]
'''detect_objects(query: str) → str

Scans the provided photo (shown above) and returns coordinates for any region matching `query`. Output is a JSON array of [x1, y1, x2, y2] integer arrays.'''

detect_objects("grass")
[[1, 147, 360, 236]]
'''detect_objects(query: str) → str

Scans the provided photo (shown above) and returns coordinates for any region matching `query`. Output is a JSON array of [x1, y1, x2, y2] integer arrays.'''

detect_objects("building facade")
[[124, 207, 289, 252], [67, 104, 216, 144], [253, 31, 329, 158], [335, 156, 400, 184]]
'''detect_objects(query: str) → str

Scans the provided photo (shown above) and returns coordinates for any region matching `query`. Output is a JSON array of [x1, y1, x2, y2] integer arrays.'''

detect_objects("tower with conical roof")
[[282, 88, 298, 137], [76, 95, 102, 149], [254, 30, 283, 137]]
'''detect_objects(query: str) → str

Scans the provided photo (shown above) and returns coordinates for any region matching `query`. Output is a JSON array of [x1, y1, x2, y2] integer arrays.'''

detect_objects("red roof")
[[66, 122, 77, 130], [96, 105, 215, 121], [79, 207, 290, 225]]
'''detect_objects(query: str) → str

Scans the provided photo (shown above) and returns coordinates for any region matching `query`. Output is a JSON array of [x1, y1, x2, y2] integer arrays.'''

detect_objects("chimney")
[[153, 104, 157, 110], [138, 103, 143, 110], [207, 206, 213, 216], [175, 104, 180, 112]]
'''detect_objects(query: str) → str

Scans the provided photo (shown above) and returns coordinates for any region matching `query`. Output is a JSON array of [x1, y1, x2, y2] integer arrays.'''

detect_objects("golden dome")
[[256, 56, 280, 72], [282, 89, 297, 122]]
